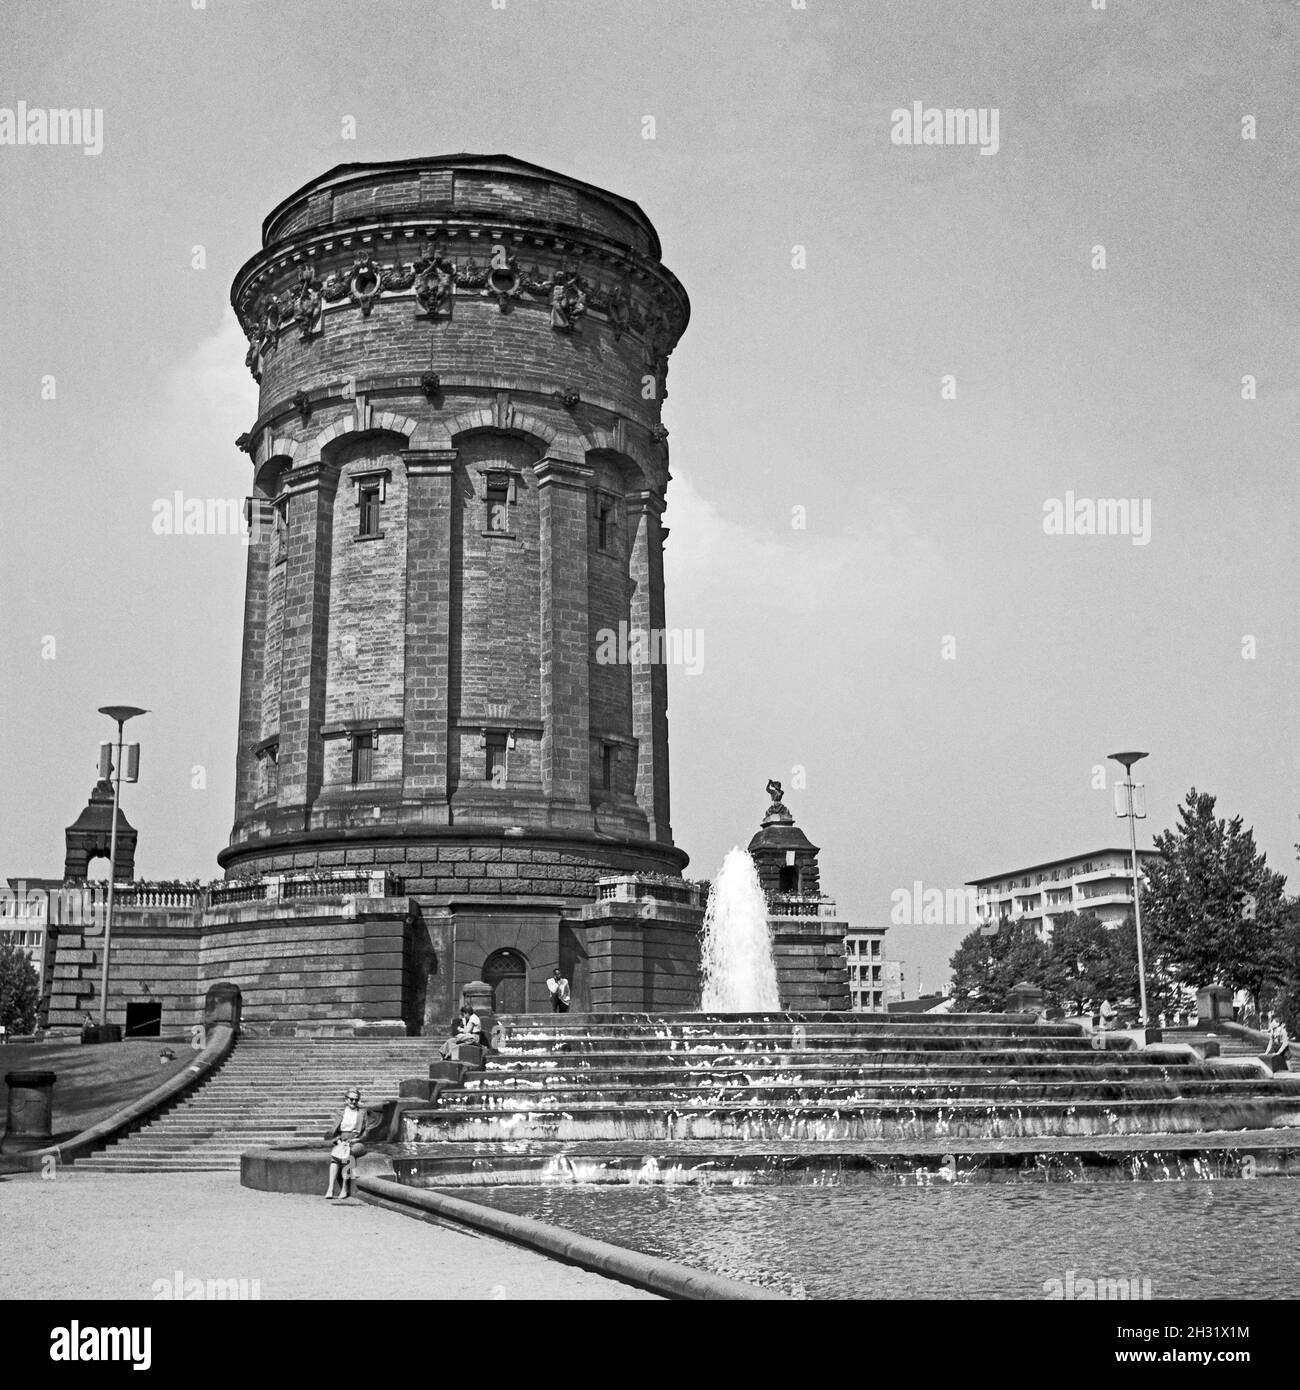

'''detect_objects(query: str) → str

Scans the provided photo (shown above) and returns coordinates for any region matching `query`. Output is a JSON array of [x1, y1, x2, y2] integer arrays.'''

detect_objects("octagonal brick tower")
[[221, 156, 689, 924]]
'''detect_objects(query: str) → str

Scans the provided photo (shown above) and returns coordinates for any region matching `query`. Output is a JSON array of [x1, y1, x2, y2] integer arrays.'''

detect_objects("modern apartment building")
[[967, 848, 1158, 940], [844, 927, 891, 1012], [0, 877, 61, 1005]]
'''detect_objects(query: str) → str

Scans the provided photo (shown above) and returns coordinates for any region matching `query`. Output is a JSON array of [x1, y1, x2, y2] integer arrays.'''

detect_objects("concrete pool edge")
[[238, 1146, 784, 1299], [355, 1165, 787, 1301]]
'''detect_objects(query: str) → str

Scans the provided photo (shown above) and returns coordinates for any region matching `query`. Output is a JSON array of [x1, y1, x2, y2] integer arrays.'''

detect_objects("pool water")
[[460, 1180, 1300, 1299]]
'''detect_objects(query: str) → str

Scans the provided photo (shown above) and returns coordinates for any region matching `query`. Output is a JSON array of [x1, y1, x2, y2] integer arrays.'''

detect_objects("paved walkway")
[[0, 1170, 655, 1301]]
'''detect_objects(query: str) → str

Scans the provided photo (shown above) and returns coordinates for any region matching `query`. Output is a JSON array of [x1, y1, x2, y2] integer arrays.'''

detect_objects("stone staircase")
[[74, 1039, 441, 1172], [402, 1012, 1300, 1146], [1159, 1028, 1263, 1059]]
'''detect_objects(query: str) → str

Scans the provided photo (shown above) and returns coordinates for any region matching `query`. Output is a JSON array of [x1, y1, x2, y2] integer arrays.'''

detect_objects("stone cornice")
[[533, 456, 595, 489], [233, 214, 686, 320], [231, 215, 688, 382]]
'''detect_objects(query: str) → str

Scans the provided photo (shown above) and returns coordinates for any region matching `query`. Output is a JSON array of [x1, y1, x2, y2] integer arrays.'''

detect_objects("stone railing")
[[766, 894, 841, 919], [595, 875, 705, 908], [213, 869, 402, 905], [116, 883, 205, 908], [79, 870, 404, 916]]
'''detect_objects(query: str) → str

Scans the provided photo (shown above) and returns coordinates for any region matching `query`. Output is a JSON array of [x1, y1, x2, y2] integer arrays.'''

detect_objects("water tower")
[[221, 156, 692, 1019]]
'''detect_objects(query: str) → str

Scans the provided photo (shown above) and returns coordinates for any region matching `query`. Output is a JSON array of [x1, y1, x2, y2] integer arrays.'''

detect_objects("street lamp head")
[[1108, 750, 1148, 773], [99, 705, 149, 725]]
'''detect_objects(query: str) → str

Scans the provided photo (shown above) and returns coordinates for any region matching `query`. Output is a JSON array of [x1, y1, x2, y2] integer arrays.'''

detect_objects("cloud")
[[665, 470, 941, 623]]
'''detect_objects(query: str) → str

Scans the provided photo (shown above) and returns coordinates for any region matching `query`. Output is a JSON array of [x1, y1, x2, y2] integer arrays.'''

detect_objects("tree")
[[1041, 911, 1114, 1015], [1270, 899, 1300, 1033], [949, 920, 1047, 1011], [1100, 910, 1181, 1022], [1142, 788, 1290, 1014], [0, 939, 40, 1035]]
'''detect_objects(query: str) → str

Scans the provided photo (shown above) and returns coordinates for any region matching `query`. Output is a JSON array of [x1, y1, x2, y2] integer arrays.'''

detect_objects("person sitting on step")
[[1264, 1014, 1291, 1072], [439, 1005, 483, 1060], [325, 1086, 365, 1200]]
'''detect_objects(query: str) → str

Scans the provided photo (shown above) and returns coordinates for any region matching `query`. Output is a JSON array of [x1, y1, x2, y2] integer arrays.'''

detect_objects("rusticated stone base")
[[769, 916, 851, 1012]]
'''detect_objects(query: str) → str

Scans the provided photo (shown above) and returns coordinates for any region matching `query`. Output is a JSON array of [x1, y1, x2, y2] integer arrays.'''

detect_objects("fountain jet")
[[700, 847, 781, 1012]]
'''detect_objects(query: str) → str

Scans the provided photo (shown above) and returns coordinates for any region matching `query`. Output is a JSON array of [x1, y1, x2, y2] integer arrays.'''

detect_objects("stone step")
[[454, 1078, 1282, 1105], [407, 1095, 1300, 1144], [492, 1035, 1121, 1052], [475, 1062, 1213, 1084], [497, 1024, 1078, 1041], [76, 1159, 244, 1168]]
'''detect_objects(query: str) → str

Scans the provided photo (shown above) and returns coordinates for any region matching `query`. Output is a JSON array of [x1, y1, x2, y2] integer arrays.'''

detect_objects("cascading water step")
[[395, 1010, 1299, 1161]]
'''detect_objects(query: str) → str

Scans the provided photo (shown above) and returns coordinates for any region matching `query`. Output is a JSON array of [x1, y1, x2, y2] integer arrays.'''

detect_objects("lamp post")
[[1109, 749, 1149, 1028], [97, 705, 147, 1031]]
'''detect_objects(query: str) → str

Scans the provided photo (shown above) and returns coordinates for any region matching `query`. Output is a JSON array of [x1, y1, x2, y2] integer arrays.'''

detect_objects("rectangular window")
[[486, 476, 510, 534], [485, 731, 508, 783], [601, 743, 614, 791], [358, 483, 382, 538], [352, 732, 375, 784], [274, 497, 289, 562], [263, 744, 279, 798]]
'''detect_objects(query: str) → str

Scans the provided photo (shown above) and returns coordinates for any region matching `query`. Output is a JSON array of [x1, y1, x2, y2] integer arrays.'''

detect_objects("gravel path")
[[0, 1170, 656, 1301]]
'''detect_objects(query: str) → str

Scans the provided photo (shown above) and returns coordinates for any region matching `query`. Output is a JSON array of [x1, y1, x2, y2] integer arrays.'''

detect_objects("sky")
[[2, 0, 1297, 993]]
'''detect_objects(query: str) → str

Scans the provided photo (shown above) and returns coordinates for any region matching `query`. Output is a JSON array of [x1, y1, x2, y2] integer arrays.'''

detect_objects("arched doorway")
[[482, 949, 528, 1014]]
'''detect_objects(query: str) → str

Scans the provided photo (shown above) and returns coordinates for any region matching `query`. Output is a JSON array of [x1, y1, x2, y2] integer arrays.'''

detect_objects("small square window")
[[352, 732, 375, 784]]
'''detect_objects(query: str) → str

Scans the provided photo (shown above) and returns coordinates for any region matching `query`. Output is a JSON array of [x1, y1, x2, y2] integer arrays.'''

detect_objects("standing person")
[[325, 1087, 365, 1200], [547, 966, 571, 1013], [1099, 998, 1116, 1032]]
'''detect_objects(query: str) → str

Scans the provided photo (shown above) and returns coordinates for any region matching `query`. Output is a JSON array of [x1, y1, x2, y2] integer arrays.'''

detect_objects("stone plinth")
[[576, 878, 703, 1011], [2, 1070, 55, 1153], [769, 908, 851, 1012]]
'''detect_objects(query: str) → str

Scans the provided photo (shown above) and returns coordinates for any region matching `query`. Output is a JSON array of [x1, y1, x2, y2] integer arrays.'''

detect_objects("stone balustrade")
[[595, 875, 705, 909], [767, 894, 840, 920]]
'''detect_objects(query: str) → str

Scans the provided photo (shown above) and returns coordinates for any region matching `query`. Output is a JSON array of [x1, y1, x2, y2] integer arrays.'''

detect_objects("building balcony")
[[1072, 867, 1131, 884], [1075, 891, 1136, 909]]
